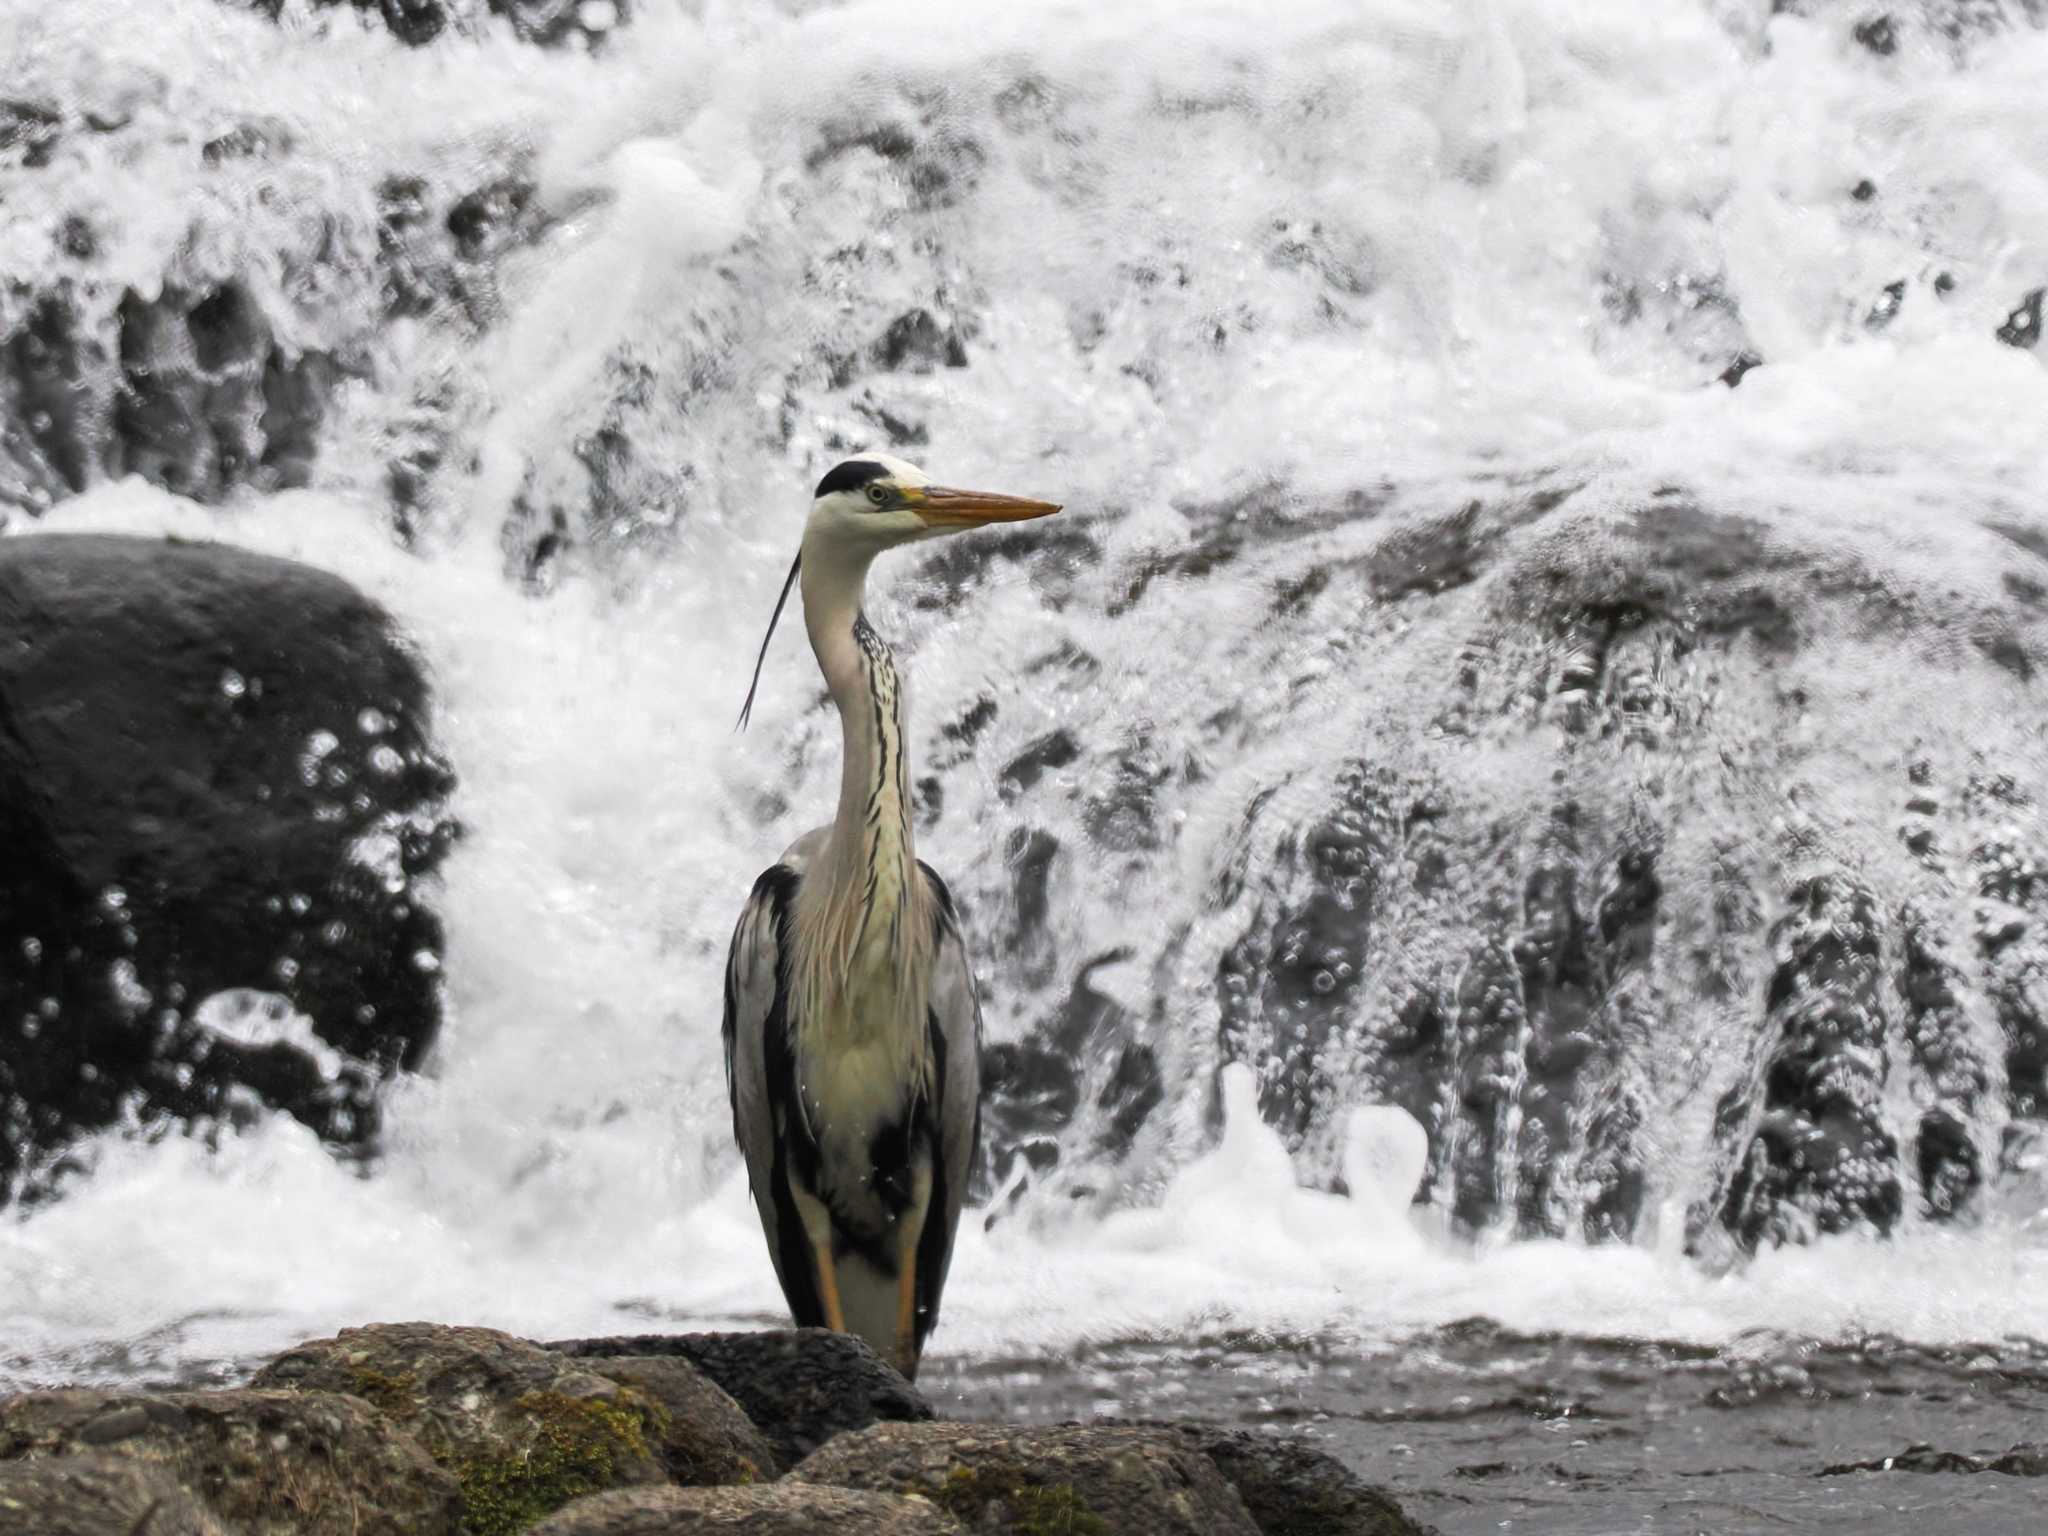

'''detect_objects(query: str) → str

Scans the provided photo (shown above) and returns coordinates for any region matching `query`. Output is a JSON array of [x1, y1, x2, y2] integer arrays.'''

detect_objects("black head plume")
[[737, 551, 803, 731]]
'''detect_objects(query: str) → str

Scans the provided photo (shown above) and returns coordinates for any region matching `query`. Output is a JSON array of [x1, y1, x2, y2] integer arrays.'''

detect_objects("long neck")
[[795, 541, 932, 1030]]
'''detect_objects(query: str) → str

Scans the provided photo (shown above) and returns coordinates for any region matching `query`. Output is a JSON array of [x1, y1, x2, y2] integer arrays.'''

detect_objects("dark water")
[[926, 1326, 2048, 1535]]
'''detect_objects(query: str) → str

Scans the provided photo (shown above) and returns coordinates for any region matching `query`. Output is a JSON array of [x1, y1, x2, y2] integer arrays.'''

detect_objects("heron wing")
[[914, 862, 983, 1351], [722, 855, 823, 1324]]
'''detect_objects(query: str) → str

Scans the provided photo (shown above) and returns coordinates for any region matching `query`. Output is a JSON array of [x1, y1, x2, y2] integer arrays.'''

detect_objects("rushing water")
[[5, 1, 2048, 1528]]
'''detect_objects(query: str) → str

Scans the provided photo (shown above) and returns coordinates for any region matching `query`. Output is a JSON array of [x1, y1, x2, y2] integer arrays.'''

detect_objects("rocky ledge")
[[0, 1322, 1433, 1535]]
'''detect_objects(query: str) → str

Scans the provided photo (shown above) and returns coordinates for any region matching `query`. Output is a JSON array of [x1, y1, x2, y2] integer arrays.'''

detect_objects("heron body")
[[722, 454, 1060, 1378]]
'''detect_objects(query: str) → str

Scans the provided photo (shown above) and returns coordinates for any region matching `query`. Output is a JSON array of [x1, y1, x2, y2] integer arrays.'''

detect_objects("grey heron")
[[722, 453, 1061, 1378]]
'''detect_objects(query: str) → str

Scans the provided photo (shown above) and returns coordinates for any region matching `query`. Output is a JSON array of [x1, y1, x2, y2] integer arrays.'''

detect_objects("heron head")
[[737, 455, 1061, 728], [804, 453, 1061, 547]]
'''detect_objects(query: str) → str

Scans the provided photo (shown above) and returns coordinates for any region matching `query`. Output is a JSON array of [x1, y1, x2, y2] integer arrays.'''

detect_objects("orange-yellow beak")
[[907, 486, 1063, 528]]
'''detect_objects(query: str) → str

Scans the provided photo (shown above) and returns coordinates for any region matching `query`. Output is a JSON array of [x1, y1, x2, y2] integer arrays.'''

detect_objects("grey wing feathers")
[[722, 868, 786, 1252], [925, 889, 983, 1279]]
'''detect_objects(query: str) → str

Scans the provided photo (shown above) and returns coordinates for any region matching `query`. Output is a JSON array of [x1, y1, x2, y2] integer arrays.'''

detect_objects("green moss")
[[932, 1466, 1111, 1536], [448, 1389, 659, 1536], [345, 1367, 422, 1421]]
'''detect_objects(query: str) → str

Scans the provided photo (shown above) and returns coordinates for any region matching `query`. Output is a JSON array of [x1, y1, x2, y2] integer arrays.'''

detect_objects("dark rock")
[[791, 1422, 1261, 1536], [1718, 350, 1763, 387], [0, 1452, 229, 1536], [489, 0, 630, 46], [0, 536, 456, 1203], [1129, 1424, 1431, 1536], [870, 310, 969, 374], [574, 1355, 778, 1482], [0, 1387, 461, 1535], [0, 98, 63, 168], [1865, 278, 1905, 329], [1851, 178, 1878, 202], [529, 1483, 964, 1535], [1706, 875, 1903, 1253], [1997, 288, 2043, 350], [981, 957, 1140, 1196], [1897, 903, 1991, 1219], [549, 1332, 934, 1472], [1, 280, 340, 507], [202, 118, 295, 164], [1852, 15, 1897, 55], [1821, 1441, 2048, 1477], [998, 732, 1078, 801], [253, 1323, 675, 1532]]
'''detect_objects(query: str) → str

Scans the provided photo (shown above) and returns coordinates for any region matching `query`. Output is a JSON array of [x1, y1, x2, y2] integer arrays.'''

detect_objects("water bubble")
[[357, 707, 392, 736], [369, 745, 406, 777], [219, 669, 247, 698]]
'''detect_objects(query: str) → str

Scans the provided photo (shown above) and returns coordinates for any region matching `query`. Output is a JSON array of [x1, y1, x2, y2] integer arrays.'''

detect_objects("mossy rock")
[[253, 1322, 675, 1535], [0, 1387, 461, 1536], [550, 1329, 933, 1470], [791, 1422, 1260, 1535], [528, 1482, 966, 1533], [0, 1451, 230, 1536], [578, 1354, 778, 1483]]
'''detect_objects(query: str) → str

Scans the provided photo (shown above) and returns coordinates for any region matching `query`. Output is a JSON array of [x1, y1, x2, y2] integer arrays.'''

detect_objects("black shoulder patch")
[[814, 459, 892, 498], [919, 860, 960, 932]]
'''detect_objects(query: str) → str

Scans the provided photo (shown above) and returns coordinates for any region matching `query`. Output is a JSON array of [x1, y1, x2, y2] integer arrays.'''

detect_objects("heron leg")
[[812, 1236, 847, 1334], [893, 1207, 923, 1376]]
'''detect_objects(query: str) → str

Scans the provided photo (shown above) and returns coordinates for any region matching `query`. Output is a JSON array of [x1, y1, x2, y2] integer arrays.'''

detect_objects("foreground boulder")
[[791, 1422, 1261, 1536], [1133, 1423, 1429, 1536], [530, 1483, 963, 1535], [253, 1323, 691, 1532], [0, 1452, 229, 1536], [553, 1331, 932, 1471], [0, 535, 456, 1202], [0, 1387, 462, 1535]]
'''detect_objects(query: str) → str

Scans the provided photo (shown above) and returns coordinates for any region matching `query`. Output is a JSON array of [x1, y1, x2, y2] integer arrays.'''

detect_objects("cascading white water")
[[4, 0, 2048, 1386]]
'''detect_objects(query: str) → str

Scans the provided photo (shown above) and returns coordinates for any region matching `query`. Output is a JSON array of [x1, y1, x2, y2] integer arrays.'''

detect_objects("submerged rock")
[[0, 1387, 462, 1536], [530, 1483, 965, 1535], [0, 1453, 229, 1536], [253, 1323, 680, 1531], [0, 535, 456, 1203], [790, 1422, 1261, 1536], [1821, 1441, 2048, 1477], [551, 1331, 932, 1472]]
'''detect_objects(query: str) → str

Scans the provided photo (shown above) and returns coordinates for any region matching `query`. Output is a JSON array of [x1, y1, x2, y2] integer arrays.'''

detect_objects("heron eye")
[[865, 485, 888, 506]]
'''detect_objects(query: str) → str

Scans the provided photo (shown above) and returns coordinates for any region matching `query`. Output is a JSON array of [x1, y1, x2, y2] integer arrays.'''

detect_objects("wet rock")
[[981, 958, 1141, 1195], [792, 1423, 1260, 1536], [571, 1355, 778, 1483], [1707, 875, 1903, 1253], [0, 535, 456, 1203], [490, 0, 630, 47], [997, 731, 1078, 802], [529, 1483, 964, 1535], [0, 98, 63, 168], [253, 1323, 674, 1532], [550, 1331, 933, 1472], [1897, 904, 1991, 1218], [1996, 288, 2043, 350], [1124, 1424, 1431, 1536], [1852, 14, 1898, 55], [870, 310, 969, 374], [1821, 1441, 2048, 1476], [0, 1387, 461, 1535], [0, 280, 339, 508], [1718, 350, 1763, 386], [0, 1452, 229, 1536]]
